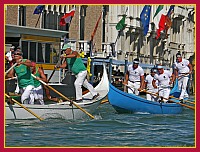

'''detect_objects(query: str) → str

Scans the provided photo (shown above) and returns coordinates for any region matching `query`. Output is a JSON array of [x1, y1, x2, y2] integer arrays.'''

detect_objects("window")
[[30, 42, 36, 62], [21, 40, 60, 64]]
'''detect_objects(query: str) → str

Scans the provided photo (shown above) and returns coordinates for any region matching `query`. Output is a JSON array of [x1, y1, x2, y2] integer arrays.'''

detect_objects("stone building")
[[5, 4, 195, 67]]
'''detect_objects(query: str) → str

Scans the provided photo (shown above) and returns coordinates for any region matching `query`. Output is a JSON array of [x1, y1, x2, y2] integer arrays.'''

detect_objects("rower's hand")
[[17, 59, 23, 65], [35, 77, 40, 81], [123, 82, 128, 86], [138, 88, 145, 92], [54, 65, 60, 69], [169, 81, 173, 85], [153, 86, 158, 89], [189, 71, 193, 74], [60, 54, 66, 59]]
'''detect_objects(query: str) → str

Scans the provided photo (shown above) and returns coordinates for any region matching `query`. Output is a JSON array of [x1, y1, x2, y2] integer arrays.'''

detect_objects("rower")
[[152, 65, 175, 103], [124, 58, 144, 95], [30, 62, 47, 105], [6, 49, 35, 104], [173, 53, 193, 103], [55, 44, 99, 103], [144, 68, 158, 101]]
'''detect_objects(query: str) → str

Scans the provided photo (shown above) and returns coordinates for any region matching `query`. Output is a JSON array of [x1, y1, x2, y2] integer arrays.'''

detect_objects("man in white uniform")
[[152, 66, 174, 103], [124, 58, 144, 95], [173, 53, 193, 102], [144, 68, 158, 101]]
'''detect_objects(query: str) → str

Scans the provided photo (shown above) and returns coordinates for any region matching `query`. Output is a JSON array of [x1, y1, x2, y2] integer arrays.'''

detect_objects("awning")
[[82, 58, 170, 70], [5, 24, 68, 38]]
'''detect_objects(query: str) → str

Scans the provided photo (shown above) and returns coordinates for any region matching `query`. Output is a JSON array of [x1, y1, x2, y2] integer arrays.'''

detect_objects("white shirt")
[[154, 70, 172, 87], [6, 51, 12, 61], [173, 59, 190, 75], [127, 64, 144, 82], [145, 74, 158, 90]]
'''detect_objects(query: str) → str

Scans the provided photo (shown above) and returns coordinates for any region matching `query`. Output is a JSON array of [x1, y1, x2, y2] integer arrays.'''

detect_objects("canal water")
[[5, 97, 195, 147]]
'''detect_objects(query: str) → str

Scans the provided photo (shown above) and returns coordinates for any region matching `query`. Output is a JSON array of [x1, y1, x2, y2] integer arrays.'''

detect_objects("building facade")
[[5, 4, 195, 67]]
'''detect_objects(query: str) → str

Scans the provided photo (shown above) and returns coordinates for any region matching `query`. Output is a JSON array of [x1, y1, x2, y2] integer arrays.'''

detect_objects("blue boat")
[[108, 79, 183, 114]]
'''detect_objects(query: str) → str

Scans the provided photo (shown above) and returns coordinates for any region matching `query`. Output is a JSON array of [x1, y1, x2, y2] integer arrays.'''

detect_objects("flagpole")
[[35, 13, 41, 28], [114, 7, 128, 48]]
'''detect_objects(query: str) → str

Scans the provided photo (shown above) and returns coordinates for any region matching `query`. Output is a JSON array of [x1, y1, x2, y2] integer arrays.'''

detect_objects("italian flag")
[[153, 5, 167, 39], [60, 8, 75, 26]]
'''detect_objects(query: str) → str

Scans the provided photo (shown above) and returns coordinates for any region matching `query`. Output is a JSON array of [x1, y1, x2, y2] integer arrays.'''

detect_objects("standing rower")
[[55, 44, 99, 103], [124, 58, 144, 95], [152, 66, 174, 103], [173, 53, 193, 102]]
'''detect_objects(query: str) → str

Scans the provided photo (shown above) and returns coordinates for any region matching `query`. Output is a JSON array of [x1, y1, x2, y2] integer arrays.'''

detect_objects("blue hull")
[[108, 83, 183, 114]]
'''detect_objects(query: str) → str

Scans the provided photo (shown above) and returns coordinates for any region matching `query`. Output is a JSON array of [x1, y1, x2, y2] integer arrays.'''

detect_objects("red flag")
[[165, 16, 172, 38], [60, 9, 75, 26], [156, 14, 166, 39], [91, 13, 102, 41]]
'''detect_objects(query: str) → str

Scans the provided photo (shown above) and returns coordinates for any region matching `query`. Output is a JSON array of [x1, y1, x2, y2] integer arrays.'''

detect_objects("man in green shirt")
[[6, 50, 35, 104], [55, 44, 99, 102]]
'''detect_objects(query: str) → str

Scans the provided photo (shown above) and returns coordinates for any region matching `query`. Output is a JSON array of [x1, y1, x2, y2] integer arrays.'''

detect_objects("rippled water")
[[5, 100, 195, 147]]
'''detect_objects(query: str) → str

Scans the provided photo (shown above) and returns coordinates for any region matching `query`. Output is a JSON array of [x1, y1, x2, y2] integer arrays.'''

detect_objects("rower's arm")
[[188, 63, 193, 74], [56, 60, 67, 69], [152, 80, 157, 88], [170, 73, 175, 84], [21, 59, 33, 67], [140, 75, 145, 89], [6, 68, 15, 78], [124, 71, 129, 84], [174, 69, 178, 78], [38, 68, 48, 83]]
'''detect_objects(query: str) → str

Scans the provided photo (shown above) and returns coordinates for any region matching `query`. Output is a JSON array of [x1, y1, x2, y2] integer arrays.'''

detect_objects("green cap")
[[62, 44, 71, 50]]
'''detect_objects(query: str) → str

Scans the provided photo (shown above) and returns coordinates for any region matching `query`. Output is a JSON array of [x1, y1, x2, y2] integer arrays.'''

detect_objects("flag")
[[60, 9, 75, 26], [167, 5, 175, 16], [116, 15, 126, 31], [140, 5, 151, 36], [33, 5, 45, 14], [165, 5, 175, 38], [91, 13, 102, 41], [153, 5, 165, 30], [155, 5, 175, 39], [156, 14, 166, 39]]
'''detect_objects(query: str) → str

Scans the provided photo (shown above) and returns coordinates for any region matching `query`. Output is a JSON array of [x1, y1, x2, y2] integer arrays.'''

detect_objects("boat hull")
[[108, 84, 183, 114], [5, 65, 109, 120], [5, 100, 101, 120]]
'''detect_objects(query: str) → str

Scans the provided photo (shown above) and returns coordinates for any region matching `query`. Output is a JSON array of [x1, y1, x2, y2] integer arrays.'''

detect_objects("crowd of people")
[[5, 44, 193, 105]]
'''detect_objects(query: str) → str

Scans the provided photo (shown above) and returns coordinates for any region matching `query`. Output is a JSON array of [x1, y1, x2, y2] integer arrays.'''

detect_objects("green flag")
[[116, 16, 126, 30], [153, 5, 164, 19]]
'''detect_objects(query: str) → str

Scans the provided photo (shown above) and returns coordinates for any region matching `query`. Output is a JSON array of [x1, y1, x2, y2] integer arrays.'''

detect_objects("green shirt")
[[14, 59, 34, 88], [33, 67, 41, 88], [66, 57, 86, 75]]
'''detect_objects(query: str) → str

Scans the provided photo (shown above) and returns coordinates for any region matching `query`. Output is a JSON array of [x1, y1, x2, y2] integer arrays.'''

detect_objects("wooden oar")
[[31, 74, 95, 119], [141, 90, 195, 110], [5, 62, 18, 75], [5, 77, 17, 81], [5, 93, 43, 121], [48, 58, 64, 82], [169, 95, 195, 105], [101, 99, 109, 104]]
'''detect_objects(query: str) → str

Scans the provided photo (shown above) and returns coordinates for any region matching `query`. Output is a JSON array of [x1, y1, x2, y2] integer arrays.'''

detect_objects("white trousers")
[[158, 87, 170, 102], [146, 89, 158, 102], [74, 70, 97, 100], [127, 81, 140, 95], [20, 85, 34, 104], [30, 85, 44, 105], [178, 76, 189, 99]]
